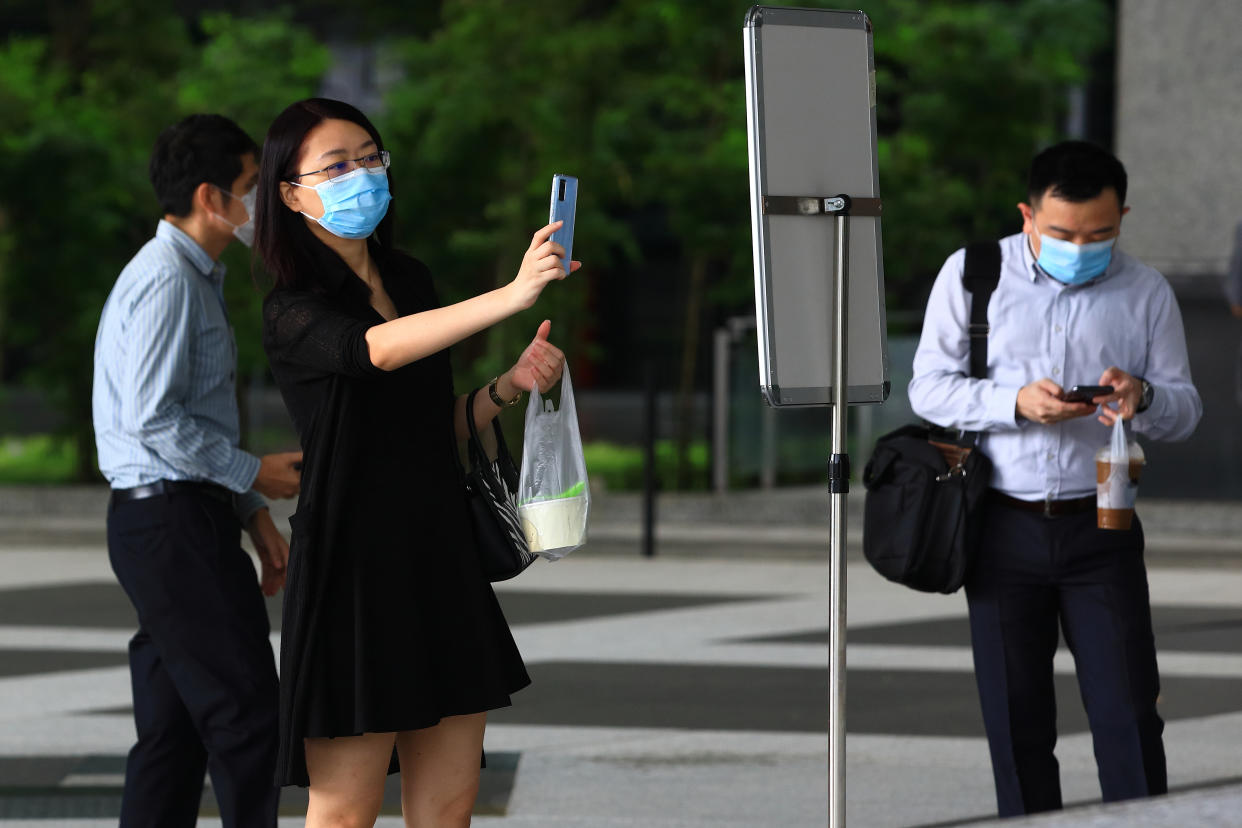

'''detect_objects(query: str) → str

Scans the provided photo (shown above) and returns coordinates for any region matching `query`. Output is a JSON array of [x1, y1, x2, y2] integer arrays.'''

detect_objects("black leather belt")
[[111, 479, 233, 505], [989, 490, 1096, 518]]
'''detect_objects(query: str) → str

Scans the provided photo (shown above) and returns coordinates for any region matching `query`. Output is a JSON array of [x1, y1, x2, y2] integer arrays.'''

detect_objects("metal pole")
[[712, 327, 731, 494], [760, 403, 777, 489], [828, 210, 850, 828], [642, 363, 657, 558]]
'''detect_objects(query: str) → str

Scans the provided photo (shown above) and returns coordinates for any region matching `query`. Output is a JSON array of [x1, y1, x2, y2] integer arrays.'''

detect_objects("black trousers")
[[107, 489, 280, 827], [965, 499, 1167, 818]]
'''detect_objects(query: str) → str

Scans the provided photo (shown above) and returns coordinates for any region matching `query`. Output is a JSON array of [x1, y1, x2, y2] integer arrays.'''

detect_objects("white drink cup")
[[520, 494, 588, 559]]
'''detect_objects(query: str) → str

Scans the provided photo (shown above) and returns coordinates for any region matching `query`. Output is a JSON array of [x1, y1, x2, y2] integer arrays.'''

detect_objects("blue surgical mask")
[[293, 166, 391, 239], [1036, 234, 1116, 285]]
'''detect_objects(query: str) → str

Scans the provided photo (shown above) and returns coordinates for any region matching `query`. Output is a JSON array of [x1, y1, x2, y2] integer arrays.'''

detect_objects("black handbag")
[[861, 241, 1001, 593], [458, 387, 537, 582]]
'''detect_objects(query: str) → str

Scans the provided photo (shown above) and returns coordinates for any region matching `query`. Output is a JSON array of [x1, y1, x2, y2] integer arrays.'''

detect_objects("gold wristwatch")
[[488, 377, 522, 407]]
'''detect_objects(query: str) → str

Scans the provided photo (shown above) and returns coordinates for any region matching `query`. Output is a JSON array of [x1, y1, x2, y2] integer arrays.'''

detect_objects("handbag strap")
[[457, 386, 518, 482], [962, 240, 1002, 381], [928, 241, 1002, 448]]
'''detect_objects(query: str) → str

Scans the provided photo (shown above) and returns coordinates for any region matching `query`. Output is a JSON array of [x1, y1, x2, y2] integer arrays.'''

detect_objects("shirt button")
[[1052, 367, 1060, 375], [1047, 451, 1055, 460], [1055, 325, 1063, 333]]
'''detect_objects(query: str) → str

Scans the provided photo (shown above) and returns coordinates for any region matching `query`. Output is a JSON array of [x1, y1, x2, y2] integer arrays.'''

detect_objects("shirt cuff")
[[986, 384, 1021, 429], [222, 450, 263, 495], [234, 489, 268, 527]]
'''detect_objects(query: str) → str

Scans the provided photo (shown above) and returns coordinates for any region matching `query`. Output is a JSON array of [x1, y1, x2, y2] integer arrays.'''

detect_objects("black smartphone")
[[1062, 384, 1113, 403]]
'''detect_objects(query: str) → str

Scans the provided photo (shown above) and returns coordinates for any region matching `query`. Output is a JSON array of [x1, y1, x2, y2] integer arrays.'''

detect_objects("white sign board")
[[745, 6, 889, 407]]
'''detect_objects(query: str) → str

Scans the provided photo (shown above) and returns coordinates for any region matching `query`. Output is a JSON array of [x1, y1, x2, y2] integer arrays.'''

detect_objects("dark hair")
[[254, 98, 394, 292], [149, 114, 259, 217], [1027, 140, 1127, 207]]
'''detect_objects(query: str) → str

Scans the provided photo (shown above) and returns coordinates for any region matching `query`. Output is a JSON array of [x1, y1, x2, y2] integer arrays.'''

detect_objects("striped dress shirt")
[[909, 232, 1202, 501], [92, 220, 265, 523]]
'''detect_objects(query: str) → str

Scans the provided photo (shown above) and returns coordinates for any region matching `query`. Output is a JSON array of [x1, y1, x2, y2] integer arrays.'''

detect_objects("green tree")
[[868, 0, 1112, 309], [377, 0, 753, 484], [378, 0, 637, 390], [0, 1, 329, 478], [0, 0, 1113, 487], [600, 0, 754, 486], [371, 0, 1110, 487]]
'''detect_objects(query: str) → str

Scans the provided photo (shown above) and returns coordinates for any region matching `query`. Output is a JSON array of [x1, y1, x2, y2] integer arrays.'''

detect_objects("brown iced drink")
[[1095, 457, 1144, 530]]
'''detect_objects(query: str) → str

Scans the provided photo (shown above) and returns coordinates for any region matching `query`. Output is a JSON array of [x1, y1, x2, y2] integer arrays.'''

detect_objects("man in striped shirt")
[[92, 114, 301, 827]]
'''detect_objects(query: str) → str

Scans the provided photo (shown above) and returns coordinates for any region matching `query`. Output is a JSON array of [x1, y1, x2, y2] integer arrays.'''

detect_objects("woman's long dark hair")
[[254, 98, 394, 292]]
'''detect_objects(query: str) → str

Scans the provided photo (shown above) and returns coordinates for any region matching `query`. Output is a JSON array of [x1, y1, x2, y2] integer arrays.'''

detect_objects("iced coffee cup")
[[1095, 437, 1145, 530]]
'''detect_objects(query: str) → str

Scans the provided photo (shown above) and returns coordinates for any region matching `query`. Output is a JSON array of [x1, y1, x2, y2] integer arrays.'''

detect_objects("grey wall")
[[1115, 0, 1242, 277]]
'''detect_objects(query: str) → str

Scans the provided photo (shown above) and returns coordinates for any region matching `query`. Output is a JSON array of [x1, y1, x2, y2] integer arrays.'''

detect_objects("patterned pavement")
[[2, 538, 1242, 826]]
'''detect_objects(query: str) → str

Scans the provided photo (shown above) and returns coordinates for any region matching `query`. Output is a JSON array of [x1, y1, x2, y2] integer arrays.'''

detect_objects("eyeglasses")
[[289, 150, 390, 182]]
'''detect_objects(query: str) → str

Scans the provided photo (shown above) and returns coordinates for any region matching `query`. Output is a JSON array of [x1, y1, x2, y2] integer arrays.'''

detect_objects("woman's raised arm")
[[365, 221, 577, 371]]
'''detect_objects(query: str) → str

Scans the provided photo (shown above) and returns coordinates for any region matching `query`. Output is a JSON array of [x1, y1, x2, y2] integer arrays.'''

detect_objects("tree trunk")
[[0, 206, 11, 381], [674, 255, 708, 489]]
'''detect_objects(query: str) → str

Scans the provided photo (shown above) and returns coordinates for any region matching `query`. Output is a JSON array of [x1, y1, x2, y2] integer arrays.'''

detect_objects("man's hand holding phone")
[[1093, 367, 1143, 425], [1016, 379, 1099, 424], [1061, 384, 1114, 403]]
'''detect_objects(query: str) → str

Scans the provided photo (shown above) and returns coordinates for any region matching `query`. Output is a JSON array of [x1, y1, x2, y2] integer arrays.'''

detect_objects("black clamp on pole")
[[828, 453, 850, 493], [762, 193, 881, 217]]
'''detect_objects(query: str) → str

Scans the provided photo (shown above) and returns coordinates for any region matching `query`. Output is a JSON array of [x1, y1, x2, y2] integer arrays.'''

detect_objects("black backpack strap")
[[962, 241, 1001, 380]]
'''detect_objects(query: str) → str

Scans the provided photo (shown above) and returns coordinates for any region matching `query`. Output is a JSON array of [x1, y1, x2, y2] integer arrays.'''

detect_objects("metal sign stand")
[[762, 192, 879, 827]]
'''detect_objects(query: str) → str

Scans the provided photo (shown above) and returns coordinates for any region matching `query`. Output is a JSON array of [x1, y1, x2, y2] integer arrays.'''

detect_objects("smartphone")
[[1062, 384, 1113, 403], [548, 174, 578, 275]]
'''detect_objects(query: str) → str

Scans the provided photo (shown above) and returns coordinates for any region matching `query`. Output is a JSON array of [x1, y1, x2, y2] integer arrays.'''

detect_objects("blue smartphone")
[[549, 174, 578, 275]]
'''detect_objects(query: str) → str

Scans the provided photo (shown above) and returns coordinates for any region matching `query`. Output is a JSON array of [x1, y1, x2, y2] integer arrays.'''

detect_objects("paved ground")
[[1, 486, 1242, 826]]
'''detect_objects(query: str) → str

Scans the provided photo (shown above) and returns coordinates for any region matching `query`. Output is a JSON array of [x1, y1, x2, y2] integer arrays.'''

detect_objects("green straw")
[[553, 481, 586, 499]]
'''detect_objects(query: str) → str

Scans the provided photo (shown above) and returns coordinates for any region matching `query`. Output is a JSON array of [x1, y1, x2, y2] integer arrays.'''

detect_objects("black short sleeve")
[[263, 289, 387, 379]]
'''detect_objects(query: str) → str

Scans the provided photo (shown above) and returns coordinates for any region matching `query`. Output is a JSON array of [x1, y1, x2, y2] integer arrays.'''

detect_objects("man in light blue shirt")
[[910, 141, 1201, 817], [92, 114, 301, 827]]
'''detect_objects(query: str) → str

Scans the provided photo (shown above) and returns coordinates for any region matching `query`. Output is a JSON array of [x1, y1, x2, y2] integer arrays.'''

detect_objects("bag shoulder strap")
[[962, 241, 1002, 380], [460, 386, 521, 488]]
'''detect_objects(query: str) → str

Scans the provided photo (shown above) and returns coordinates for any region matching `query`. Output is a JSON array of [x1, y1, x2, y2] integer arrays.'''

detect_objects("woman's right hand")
[[509, 221, 580, 311]]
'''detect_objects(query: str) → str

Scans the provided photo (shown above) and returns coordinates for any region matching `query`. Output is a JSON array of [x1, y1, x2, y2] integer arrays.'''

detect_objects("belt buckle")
[[1043, 495, 1054, 518]]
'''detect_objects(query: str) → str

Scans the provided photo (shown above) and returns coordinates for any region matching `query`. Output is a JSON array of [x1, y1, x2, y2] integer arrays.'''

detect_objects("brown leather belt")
[[112, 479, 233, 505], [989, 490, 1096, 518]]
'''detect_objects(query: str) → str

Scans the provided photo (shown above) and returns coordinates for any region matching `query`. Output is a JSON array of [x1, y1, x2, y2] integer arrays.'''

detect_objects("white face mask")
[[212, 185, 257, 247]]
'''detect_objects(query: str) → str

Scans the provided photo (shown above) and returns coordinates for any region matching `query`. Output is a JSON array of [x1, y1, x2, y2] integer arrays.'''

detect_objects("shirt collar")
[[156, 220, 226, 285], [1022, 231, 1122, 288], [320, 239, 390, 300]]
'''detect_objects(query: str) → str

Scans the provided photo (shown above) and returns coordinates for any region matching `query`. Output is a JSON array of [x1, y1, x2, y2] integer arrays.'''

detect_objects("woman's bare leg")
[[305, 731, 396, 828], [397, 713, 487, 827]]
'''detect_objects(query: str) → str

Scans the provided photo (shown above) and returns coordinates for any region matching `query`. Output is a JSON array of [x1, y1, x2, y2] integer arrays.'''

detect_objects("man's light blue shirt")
[[909, 232, 1202, 501], [93, 220, 265, 523]]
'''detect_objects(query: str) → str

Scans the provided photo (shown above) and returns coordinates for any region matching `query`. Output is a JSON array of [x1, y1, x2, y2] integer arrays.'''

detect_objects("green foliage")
[[867, 0, 1112, 309], [0, 0, 1112, 484], [0, 434, 78, 483], [584, 439, 710, 491], [378, 0, 633, 389], [0, 3, 328, 477], [178, 12, 332, 374]]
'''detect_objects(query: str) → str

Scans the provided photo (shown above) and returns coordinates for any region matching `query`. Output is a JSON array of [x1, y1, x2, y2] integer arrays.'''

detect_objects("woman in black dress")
[[253, 98, 575, 826]]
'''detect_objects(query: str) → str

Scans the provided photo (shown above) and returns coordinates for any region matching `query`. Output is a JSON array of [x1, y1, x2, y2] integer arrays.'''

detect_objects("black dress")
[[261, 244, 530, 787]]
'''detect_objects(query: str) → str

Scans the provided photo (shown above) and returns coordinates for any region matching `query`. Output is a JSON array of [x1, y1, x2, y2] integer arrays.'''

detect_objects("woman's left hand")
[[506, 319, 564, 394]]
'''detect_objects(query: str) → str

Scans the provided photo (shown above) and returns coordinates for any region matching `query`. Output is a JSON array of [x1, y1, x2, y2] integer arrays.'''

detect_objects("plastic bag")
[[1094, 415, 1145, 530], [518, 365, 590, 560]]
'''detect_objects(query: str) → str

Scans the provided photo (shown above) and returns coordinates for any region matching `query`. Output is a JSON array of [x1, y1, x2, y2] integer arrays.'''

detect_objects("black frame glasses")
[[289, 150, 390, 182]]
